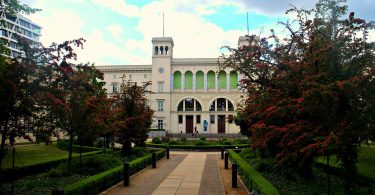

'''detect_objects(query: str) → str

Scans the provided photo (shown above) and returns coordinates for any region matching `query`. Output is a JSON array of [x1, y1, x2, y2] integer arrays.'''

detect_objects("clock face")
[[158, 67, 164, 73]]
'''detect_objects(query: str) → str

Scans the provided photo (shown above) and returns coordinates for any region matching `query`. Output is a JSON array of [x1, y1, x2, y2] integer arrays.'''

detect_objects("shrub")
[[180, 136, 187, 142], [228, 149, 280, 194], [161, 136, 170, 143], [222, 141, 232, 145], [56, 140, 100, 153], [194, 140, 206, 146], [235, 139, 249, 144], [131, 147, 150, 157], [169, 140, 178, 145], [152, 137, 161, 144], [199, 137, 206, 141]]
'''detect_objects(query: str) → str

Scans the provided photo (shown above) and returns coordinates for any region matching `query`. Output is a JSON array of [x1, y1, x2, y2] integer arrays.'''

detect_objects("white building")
[[0, 13, 41, 57], [97, 36, 252, 135]]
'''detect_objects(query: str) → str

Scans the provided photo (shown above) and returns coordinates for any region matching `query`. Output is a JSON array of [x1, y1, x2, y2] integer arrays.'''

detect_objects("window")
[[228, 115, 233, 124], [209, 100, 216, 111], [157, 100, 164, 111], [158, 120, 163, 129], [184, 98, 194, 111], [158, 82, 164, 92], [178, 115, 183, 124], [177, 101, 183, 111], [113, 75, 116, 79], [210, 115, 215, 124], [196, 115, 201, 124], [112, 83, 118, 93], [177, 98, 202, 112]]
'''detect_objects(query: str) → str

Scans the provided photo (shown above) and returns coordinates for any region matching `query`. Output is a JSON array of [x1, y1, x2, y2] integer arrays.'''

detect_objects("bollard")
[[152, 152, 156, 168], [232, 163, 238, 188], [167, 147, 170, 159], [224, 152, 228, 169], [51, 188, 64, 195], [123, 162, 130, 186], [221, 147, 224, 159]]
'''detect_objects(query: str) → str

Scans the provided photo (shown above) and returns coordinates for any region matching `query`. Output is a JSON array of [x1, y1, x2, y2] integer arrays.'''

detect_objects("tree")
[[113, 80, 153, 156], [220, 0, 374, 192]]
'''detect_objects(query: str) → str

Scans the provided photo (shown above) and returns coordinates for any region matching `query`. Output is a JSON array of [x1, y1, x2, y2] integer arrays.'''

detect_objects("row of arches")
[[154, 46, 169, 55], [173, 70, 238, 91], [177, 98, 234, 112]]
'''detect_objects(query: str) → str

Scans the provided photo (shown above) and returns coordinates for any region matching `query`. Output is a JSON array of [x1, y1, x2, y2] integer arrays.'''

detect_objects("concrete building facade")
[[97, 36, 251, 135]]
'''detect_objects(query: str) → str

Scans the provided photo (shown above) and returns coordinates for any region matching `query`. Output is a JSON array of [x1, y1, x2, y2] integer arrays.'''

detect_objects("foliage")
[[64, 149, 166, 195], [168, 140, 178, 145], [161, 136, 170, 143], [180, 136, 187, 142], [56, 140, 100, 153], [152, 137, 161, 144], [194, 140, 206, 146], [228, 149, 280, 194], [199, 137, 206, 141], [146, 142, 248, 149], [113, 80, 154, 156], [221, 141, 232, 145], [220, 0, 375, 192]]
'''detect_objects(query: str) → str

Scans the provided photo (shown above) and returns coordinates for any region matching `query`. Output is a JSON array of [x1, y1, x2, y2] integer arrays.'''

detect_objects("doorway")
[[218, 115, 225, 133], [186, 115, 193, 133]]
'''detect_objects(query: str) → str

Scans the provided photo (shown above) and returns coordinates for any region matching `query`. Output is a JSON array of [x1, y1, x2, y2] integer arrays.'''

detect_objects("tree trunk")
[[122, 140, 132, 156], [0, 130, 7, 169], [68, 127, 73, 164]]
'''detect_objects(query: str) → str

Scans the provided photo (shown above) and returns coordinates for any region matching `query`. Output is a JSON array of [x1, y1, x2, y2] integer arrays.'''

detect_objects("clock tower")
[[151, 37, 174, 131]]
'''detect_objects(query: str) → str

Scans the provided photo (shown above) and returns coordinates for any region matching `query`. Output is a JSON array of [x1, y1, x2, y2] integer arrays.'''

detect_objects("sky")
[[21, 0, 375, 65]]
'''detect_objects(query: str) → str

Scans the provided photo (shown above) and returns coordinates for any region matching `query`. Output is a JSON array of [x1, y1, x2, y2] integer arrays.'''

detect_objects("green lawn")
[[1, 144, 78, 169], [316, 145, 375, 180]]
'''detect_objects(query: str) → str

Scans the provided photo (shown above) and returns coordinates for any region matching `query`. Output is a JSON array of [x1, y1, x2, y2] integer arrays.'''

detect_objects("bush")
[[64, 149, 166, 195], [131, 147, 150, 157], [195, 140, 206, 146], [228, 149, 280, 194], [161, 136, 170, 143], [222, 141, 232, 145], [235, 139, 249, 144], [56, 140, 100, 153], [152, 137, 161, 144], [180, 136, 187, 142], [169, 140, 178, 145], [199, 137, 206, 142]]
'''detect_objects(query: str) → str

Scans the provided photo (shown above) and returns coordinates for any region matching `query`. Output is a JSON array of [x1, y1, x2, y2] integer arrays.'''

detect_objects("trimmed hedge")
[[227, 149, 280, 195], [57, 140, 101, 153], [64, 149, 166, 195], [0, 150, 101, 183], [146, 143, 248, 150]]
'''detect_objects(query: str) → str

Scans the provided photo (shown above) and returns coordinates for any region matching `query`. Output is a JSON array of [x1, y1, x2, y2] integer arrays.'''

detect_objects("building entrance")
[[218, 115, 225, 133], [186, 115, 194, 133]]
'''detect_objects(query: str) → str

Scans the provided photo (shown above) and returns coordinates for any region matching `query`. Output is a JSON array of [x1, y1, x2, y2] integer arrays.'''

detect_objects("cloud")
[[106, 24, 123, 41], [91, 0, 140, 17]]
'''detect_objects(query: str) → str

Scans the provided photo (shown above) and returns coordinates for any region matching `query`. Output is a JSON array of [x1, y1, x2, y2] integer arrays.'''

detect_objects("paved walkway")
[[101, 151, 247, 195]]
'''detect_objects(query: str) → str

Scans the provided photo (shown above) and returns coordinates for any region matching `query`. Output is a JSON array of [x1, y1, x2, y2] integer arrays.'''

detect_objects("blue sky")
[[23, 0, 375, 65]]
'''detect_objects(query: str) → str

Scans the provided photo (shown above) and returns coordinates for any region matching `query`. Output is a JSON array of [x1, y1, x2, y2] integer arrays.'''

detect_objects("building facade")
[[0, 13, 41, 57], [97, 36, 252, 135]]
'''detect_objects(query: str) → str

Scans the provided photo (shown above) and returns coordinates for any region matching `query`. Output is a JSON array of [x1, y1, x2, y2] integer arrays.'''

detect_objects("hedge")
[[0, 150, 101, 183], [56, 140, 101, 153], [227, 149, 280, 195], [64, 149, 166, 195], [146, 143, 248, 150]]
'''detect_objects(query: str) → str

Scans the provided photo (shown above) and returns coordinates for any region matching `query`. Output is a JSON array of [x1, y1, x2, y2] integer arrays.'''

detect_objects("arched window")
[[154, 46, 158, 55], [207, 70, 215, 89], [160, 46, 164, 55], [196, 71, 204, 90], [165, 46, 169, 54], [185, 71, 193, 89], [209, 98, 235, 111], [173, 71, 181, 90], [218, 70, 226, 89], [176, 98, 202, 111], [230, 70, 238, 89]]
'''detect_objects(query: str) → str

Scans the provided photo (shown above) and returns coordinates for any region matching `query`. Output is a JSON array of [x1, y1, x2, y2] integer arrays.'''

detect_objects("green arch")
[[218, 71, 226, 89], [185, 71, 193, 89], [230, 71, 238, 89], [196, 71, 204, 89], [173, 71, 181, 90], [207, 71, 215, 89]]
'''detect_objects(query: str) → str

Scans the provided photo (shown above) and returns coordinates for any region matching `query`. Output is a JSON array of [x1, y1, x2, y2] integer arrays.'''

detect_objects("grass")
[[1, 144, 79, 169], [315, 145, 375, 180]]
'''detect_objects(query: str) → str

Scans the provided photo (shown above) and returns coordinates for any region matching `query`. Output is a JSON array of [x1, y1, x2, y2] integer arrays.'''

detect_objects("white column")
[[215, 73, 218, 92], [170, 74, 174, 92], [181, 74, 185, 92], [204, 73, 207, 92], [226, 73, 230, 92], [225, 99, 228, 111], [193, 74, 196, 92]]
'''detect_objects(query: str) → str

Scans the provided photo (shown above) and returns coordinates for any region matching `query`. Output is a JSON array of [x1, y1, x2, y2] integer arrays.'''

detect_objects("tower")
[[151, 37, 174, 131]]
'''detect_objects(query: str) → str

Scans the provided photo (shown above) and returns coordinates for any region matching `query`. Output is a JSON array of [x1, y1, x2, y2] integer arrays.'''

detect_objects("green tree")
[[113, 80, 153, 156], [220, 0, 374, 192]]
